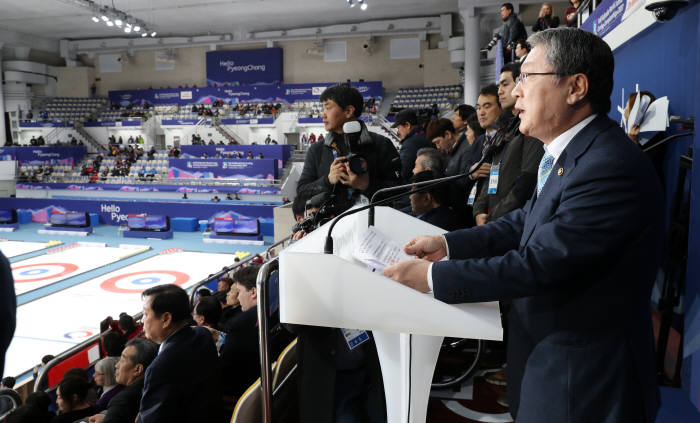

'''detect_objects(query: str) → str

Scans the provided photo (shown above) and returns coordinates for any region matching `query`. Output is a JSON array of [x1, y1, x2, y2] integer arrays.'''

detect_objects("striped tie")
[[537, 152, 554, 196]]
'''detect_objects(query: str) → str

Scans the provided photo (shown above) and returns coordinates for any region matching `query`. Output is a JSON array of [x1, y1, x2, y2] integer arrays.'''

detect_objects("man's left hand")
[[382, 258, 431, 293]]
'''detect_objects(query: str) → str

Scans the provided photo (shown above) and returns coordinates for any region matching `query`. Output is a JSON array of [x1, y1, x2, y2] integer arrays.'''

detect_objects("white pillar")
[[459, 6, 481, 106], [0, 43, 6, 146]]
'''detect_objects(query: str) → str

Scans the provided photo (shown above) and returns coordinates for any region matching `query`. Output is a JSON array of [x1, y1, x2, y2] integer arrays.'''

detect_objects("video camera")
[[340, 121, 367, 175], [291, 191, 344, 234]]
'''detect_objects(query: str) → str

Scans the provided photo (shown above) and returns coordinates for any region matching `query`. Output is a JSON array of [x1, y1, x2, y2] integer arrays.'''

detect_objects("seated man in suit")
[[412, 147, 444, 176], [384, 28, 662, 423], [137, 284, 223, 423], [410, 170, 462, 231], [88, 338, 158, 423]]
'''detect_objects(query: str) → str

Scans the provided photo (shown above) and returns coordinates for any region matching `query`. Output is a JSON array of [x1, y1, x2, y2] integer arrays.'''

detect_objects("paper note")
[[353, 226, 411, 271]]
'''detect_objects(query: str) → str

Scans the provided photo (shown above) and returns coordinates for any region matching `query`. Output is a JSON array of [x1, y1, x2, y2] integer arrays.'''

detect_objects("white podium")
[[279, 206, 503, 423]]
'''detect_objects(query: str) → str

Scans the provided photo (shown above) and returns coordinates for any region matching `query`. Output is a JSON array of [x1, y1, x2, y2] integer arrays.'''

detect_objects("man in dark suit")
[[89, 338, 158, 423], [473, 62, 543, 225], [137, 284, 223, 423], [384, 28, 661, 423], [0, 251, 15, 379], [392, 108, 432, 181], [410, 170, 462, 232]]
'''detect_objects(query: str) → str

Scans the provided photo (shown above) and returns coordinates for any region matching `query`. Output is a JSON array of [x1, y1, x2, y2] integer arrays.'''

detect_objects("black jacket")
[[444, 134, 483, 225], [219, 307, 260, 398], [137, 326, 222, 423], [297, 121, 400, 208], [399, 128, 432, 181], [473, 114, 543, 221], [103, 379, 144, 423], [418, 205, 463, 232]]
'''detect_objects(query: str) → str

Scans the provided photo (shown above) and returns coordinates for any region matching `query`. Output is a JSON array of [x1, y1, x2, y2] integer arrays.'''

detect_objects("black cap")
[[391, 109, 418, 128]]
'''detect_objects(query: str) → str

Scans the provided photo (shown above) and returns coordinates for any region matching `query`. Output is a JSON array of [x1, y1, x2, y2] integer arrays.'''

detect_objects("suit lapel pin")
[[557, 168, 564, 176]]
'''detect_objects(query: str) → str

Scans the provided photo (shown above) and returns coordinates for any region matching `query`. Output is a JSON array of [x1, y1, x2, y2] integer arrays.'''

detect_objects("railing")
[[256, 258, 279, 423]]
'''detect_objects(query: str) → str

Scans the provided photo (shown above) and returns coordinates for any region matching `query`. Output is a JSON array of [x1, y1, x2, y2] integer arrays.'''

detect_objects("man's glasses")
[[515, 72, 560, 86]]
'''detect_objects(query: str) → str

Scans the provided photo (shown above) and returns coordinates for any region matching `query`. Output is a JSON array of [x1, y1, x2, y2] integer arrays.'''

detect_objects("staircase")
[[75, 124, 107, 153], [212, 119, 245, 144]]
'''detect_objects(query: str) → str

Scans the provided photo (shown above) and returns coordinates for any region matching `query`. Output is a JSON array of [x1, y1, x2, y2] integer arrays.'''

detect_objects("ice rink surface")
[[0, 239, 57, 258], [11, 243, 149, 295]]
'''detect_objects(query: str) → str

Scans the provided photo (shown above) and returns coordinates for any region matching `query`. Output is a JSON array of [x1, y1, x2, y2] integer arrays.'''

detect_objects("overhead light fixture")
[[91, 16, 100, 23], [141, 32, 148, 37], [106, 20, 114, 26], [101, 15, 109, 21], [115, 19, 123, 26], [361, 2, 368, 10], [124, 26, 132, 33], [133, 25, 141, 32], [151, 31, 157, 37]]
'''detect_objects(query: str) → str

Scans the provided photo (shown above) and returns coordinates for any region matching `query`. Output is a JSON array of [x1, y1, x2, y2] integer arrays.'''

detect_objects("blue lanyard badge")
[[488, 163, 500, 195]]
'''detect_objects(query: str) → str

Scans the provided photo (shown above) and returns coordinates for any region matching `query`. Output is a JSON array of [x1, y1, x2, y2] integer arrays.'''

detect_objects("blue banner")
[[5, 146, 87, 166], [17, 182, 281, 195], [168, 158, 277, 179], [162, 119, 202, 125], [84, 120, 142, 127], [220, 117, 274, 125], [0, 198, 274, 232], [206, 48, 283, 85], [180, 145, 291, 167], [19, 121, 72, 128], [108, 81, 383, 107], [581, 0, 643, 38]]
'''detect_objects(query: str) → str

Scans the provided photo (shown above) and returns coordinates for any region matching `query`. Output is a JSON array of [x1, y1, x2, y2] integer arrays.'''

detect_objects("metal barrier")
[[256, 258, 279, 423]]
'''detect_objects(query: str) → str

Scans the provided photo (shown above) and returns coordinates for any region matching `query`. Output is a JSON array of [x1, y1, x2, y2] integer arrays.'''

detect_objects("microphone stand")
[[324, 152, 491, 254]]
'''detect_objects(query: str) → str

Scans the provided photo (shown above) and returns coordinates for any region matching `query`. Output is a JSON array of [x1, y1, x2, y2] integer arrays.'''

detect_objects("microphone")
[[324, 142, 497, 254]]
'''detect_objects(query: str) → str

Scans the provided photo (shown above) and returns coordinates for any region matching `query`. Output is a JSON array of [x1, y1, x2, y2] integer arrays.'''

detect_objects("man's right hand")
[[404, 235, 448, 262], [470, 162, 492, 179], [328, 157, 349, 185]]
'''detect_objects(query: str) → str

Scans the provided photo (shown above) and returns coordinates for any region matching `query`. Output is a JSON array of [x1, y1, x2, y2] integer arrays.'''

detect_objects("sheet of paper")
[[639, 96, 669, 133], [353, 226, 411, 271]]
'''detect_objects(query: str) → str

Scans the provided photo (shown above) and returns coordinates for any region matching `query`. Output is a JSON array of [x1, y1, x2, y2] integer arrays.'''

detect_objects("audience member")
[[0, 376, 18, 415], [413, 147, 444, 175], [425, 118, 477, 226], [410, 170, 462, 231], [4, 391, 53, 423], [193, 296, 223, 330], [469, 84, 503, 206], [532, 3, 560, 32], [88, 338, 159, 423], [138, 284, 222, 422], [514, 38, 530, 62], [565, 0, 581, 26], [118, 313, 143, 340], [218, 280, 241, 331], [499, 2, 526, 63], [219, 265, 264, 402], [93, 357, 123, 410], [101, 331, 127, 358], [393, 109, 433, 181], [51, 377, 100, 423]]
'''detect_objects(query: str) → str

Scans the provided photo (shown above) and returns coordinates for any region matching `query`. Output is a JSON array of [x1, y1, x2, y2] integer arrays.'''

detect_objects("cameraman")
[[297, 83, 400, 213]]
